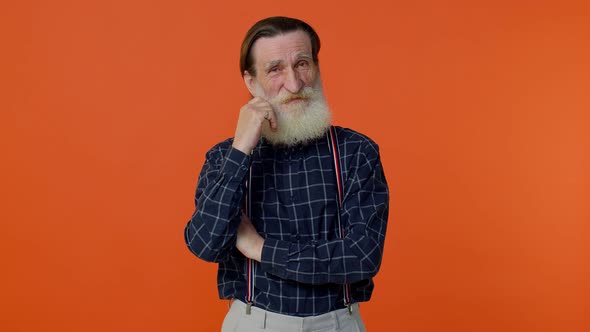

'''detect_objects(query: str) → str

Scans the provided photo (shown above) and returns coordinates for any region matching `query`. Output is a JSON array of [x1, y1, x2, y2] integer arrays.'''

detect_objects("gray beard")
[[258, 86, 332, 147]]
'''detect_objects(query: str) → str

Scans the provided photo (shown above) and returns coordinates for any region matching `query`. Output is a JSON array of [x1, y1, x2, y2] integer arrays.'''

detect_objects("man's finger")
[[268, 113, 278, 131], [262, 109, 278, 131], [248, 96, 263, 104], [246, 97, 277, 131]]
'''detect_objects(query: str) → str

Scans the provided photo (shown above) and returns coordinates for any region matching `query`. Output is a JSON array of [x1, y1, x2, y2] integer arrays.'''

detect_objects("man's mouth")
[[285, 97, 307, 104]]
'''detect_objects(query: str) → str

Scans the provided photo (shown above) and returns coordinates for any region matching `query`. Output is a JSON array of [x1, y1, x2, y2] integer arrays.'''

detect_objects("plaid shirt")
[[184, 126, 389, 317]]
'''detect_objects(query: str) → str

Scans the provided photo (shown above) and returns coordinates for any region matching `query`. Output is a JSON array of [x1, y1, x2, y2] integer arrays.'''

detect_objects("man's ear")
[[243, 70, 258, 97]]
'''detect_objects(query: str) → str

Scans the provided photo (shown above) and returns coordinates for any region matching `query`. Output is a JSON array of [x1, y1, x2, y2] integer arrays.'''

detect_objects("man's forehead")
[[251, 30, 312, 65]]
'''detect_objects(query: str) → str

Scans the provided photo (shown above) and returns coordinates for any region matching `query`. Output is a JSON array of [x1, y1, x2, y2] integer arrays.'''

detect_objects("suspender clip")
[[245, 302, 252, 315], [346, 303, 353, 314]]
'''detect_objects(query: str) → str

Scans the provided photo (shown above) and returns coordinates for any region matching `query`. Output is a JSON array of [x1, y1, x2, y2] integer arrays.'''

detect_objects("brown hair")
[[240, 16, 321, 77]]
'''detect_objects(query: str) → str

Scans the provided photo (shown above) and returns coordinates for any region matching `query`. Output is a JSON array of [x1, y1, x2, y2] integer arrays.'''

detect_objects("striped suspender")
[[244, 166, 254, 314], [327, 126, 353, 312], [243, 126, 352, 315]]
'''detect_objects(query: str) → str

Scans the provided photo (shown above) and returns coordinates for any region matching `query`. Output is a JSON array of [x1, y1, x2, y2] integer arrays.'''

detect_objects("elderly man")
[[184, 16, 389, 332]]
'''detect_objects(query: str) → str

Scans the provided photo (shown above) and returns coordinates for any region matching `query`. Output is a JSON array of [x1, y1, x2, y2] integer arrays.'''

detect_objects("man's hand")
[[232, 97, 278, 154], [236, 213, 264, 262]]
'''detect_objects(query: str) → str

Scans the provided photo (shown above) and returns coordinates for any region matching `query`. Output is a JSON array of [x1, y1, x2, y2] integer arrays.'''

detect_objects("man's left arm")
[[238, 140, 389, 285]]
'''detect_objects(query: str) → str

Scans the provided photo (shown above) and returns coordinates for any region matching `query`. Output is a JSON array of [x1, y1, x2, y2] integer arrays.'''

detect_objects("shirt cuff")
[[220, 146, 251, 180], [260, 238, 289, 278]]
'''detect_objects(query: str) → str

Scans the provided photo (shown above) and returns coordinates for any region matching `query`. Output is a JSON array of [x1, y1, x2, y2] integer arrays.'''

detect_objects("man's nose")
[[283, 67, 303, 93]]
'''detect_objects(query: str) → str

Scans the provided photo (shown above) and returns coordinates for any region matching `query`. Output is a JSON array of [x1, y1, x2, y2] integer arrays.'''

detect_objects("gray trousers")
[[221, 300, 367, 332]]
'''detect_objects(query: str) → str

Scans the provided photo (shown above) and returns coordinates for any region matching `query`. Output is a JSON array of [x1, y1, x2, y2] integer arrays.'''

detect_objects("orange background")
[[1, 0, 588, 331]]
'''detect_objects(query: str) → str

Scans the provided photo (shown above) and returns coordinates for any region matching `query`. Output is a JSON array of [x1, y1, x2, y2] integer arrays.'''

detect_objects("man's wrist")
[[260, 238, 289, 277], [254, 238, 264, 262], [232, 141, 252, 155]]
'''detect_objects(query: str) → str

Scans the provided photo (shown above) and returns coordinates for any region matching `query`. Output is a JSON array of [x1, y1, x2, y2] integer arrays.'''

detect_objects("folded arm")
[[184, 144, 251, 262], [258, 141, 389, 285]]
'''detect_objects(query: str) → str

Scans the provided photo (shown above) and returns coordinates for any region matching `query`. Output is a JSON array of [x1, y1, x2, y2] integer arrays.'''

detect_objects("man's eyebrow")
[[295, 52, 312, 60], [264, 53, 312, 71], [264, 60, 283, 71]]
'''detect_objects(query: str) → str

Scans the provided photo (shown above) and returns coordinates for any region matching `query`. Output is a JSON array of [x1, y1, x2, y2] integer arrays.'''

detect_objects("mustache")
[[275, 87, 315, 104]]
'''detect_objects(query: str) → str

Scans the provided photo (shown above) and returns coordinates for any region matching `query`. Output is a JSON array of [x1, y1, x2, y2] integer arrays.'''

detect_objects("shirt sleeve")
[[184, 143, 251, 262], [259, 139, 389, 285]]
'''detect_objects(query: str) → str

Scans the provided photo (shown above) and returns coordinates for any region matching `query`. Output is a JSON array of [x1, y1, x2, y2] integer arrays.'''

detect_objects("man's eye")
[[269, 67, 279, 73], [296, 61, 308, 68]]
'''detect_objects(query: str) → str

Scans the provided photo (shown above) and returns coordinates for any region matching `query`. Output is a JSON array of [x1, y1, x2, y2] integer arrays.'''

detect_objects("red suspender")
[[244, 167, 254, 314], [328, 126, 353, 311]]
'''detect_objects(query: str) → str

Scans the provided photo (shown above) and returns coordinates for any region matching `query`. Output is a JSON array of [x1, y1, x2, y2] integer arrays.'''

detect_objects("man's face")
[[245, 30, 319, 111], [243, 29, 331, 146]]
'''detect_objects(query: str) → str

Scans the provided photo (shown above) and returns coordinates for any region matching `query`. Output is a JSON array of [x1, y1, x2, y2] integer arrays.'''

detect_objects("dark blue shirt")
[[184, 126, 389, 316]]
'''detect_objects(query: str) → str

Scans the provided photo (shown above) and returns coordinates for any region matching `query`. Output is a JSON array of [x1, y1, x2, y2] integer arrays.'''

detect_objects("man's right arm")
[[185, 96, 274, 262], [184, 142, 251, 262]]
